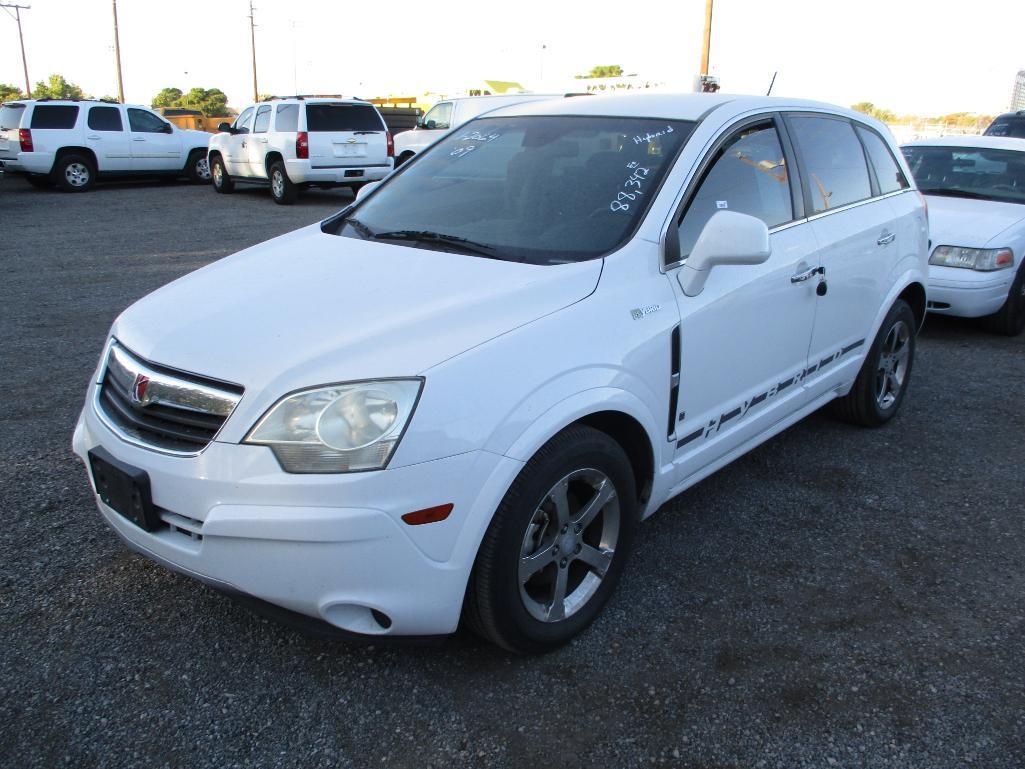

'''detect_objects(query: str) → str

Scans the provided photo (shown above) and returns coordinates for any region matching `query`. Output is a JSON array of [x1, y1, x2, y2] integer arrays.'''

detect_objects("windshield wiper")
[[372, 230, 502, 259], [917, 188, 995, 201], [343, 216, 376, 240]]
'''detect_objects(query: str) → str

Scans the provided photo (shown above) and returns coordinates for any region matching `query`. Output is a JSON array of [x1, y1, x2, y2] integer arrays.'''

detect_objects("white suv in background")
[[0, 99, 211, 191], [208, 97, 393, 205], [392, 93, 578, 167], [74, 94, 928, 653]]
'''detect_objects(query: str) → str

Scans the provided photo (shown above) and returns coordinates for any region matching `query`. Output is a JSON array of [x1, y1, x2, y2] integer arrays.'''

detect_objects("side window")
[[423, 102, 453, 130], [128, 108, 169, 133], [29, 105, 79, 129], [275, 103, 298, 132], [234, 107, 254, 135], [855, 126, 908, 194], [789, 116, 871, 212], [253, 105, 271, 134], [677, 121, 793, 259], [88, 106, 123, 132]]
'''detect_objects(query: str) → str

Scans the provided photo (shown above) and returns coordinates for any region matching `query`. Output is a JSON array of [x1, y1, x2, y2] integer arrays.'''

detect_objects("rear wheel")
[[186, 149, 211, 183], [210, 155, 234, 193], [53, 153, 95, 192], [395, 151, 415, 169], [463, 425, 637, 654], [269, 160, 297, 205], [981, 264, 1025, 336], [831, 299, 916, 427], [349, 182, 365, 197]]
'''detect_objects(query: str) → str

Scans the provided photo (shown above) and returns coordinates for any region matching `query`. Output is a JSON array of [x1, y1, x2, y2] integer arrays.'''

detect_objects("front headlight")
[[244, 379, 423, 473], [929, 245, 1014, 271]]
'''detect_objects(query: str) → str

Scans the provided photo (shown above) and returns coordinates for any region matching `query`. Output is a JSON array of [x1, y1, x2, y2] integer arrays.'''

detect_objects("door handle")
[[877, 232, 896, 246], [87, 134, 101, 140], [791, 265, 825, 284], [132, 137, 146, 142]]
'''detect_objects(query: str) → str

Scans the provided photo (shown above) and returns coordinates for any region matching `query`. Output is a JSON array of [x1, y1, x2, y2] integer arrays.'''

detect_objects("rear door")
[[85, 105, 130, 172], [303, 102, 388, 170], [0, 102, 27, 162], [127, 108, 180, 171], [786, 113, 897, 397]]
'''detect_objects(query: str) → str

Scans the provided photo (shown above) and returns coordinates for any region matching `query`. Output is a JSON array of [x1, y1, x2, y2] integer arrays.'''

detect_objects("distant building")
[[1012, 70, 1025, 112]]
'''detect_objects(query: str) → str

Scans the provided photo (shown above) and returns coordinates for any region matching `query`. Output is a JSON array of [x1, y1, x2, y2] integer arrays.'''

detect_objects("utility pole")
[[111, 0, 125, 102], [699, 0, 714, 77], [248, 1, 258, 102], [0, 2, 31, 97]]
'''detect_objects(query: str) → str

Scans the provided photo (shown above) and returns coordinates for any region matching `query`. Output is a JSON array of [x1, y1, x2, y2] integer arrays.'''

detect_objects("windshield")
[[902, 145, 1025, 205], [0, 103, 26, 131], [984, 117, 1025, 138], [325, 115, 695, 264]]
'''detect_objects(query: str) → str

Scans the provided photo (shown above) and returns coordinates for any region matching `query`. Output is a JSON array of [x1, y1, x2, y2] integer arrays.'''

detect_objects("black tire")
[[185, 149, 211, 183], [52, 153, 95, 192], [210, 155, 234, 193], [463, 425, 638, 654], [395, 151, 415, 169], [981, 264, 1025, 336], [269, 160, 297, 205], [831, 299, 916, 427], [349, 182, 365, 197], [25, 175, 53, 190]]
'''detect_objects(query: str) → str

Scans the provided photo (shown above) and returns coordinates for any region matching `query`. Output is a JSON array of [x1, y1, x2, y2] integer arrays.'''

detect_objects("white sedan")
[[902, 136, 1025, 335]]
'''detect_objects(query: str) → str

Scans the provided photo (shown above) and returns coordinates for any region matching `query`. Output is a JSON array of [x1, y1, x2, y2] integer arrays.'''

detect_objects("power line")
[[0, 2, 31, 97]]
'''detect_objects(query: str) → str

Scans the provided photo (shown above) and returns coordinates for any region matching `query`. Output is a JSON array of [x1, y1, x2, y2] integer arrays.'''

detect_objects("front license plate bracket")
[[88, 447, 161, 531]]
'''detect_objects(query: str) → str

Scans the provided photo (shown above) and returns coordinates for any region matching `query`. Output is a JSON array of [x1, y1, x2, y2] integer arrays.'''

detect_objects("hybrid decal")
[[630, 304, 661, 320], [676, 338, 866, 449]]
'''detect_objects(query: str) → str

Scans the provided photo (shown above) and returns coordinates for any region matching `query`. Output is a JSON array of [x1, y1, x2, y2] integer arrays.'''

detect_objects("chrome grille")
[[96, 342, 243, 454]]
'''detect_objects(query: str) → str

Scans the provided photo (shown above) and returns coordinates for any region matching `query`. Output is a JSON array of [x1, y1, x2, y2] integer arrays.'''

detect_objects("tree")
[[31, 74, 86, 100], [0, 83, 24, 103], [850, 102, 896, 123], [575, 64, 624, 79], [150, 86, 229, 116]]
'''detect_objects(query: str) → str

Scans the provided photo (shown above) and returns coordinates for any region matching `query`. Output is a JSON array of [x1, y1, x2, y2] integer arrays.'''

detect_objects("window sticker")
[[716, 200, 729, 209]]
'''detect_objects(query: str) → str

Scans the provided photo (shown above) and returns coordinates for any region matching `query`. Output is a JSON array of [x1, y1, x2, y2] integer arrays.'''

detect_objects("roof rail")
[[260, 94, 367, 102], [33, 97, 122, 104]]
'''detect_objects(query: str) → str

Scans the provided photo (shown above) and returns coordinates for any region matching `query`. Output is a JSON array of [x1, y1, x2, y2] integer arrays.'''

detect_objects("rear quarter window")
[[305, 104, 384, 132], [30, 105, 80, 130], [275, 103, 299, 132], [855, 126, 909, 194]]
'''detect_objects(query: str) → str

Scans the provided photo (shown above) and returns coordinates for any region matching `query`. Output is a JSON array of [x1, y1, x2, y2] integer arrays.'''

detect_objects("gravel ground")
[[1, 174, 1023, 769]]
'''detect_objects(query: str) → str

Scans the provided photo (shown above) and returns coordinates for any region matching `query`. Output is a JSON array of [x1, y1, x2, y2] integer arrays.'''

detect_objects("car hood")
[[180, 127, 212, 145], [924, 195, 1025, 248], [112, 224, 601, 401]]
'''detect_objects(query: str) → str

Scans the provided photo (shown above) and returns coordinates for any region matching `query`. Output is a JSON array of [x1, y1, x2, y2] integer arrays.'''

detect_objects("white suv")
[[74, 94, 928, 653], [0, 99, 211, 191], [208, 97, 393, 205]]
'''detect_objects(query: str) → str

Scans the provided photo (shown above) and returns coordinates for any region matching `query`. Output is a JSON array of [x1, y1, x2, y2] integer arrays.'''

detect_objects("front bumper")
[[73, 398, 522, 637], [927, 265, 1014, 318], [286, 159, 392, 185]]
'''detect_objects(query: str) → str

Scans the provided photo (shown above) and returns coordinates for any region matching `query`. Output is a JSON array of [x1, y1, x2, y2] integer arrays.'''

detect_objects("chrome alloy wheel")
[[518, 468, 620, 623], [876, 318, 911, 409], [271, 169, 285, 199], [65, 162, 90, 187], [212, 162, 224, 186], [194, 156, 211, 180]]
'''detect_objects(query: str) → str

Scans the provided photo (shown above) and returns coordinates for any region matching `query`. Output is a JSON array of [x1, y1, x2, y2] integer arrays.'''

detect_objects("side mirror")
[[217, 122, 232, 133], [161, 123, 173, 134], [677, 211, 771, 297], [415, 117, 425, 129], [355, 181, 380, 201]]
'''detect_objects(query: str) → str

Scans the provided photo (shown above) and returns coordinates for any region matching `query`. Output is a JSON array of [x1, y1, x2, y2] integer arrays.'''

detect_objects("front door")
[[665, 117, 819, 483], [85, 105, 130, 173], [223, 107, 254, 176], [127, 108, 181, 172]]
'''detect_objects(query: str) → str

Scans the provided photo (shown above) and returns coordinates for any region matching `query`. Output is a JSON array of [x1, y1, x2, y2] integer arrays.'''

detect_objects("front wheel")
[[210, 155, 234, 193], [831, 299, 916, 427], [463, 425, 637, 654], [186, 150, 211, 183], [269, 161, 297, 205], [981, 264, 1025, 336]]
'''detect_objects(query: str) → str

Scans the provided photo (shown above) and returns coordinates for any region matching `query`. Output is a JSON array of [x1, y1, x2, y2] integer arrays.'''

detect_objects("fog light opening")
[[371, 609, 392, 630]]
